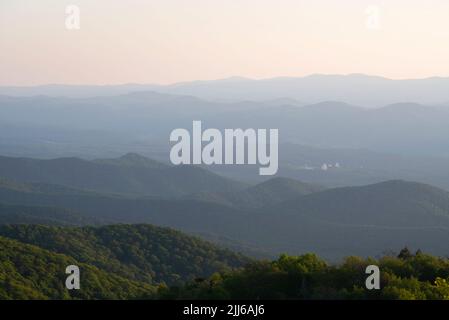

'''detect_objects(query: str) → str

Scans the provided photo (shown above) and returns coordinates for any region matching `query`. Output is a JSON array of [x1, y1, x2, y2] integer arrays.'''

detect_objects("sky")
[[1, 0, 449, 85]]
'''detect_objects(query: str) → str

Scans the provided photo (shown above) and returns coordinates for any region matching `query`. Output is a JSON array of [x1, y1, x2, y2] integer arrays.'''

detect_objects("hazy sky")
[[1, 0, 449, 85]]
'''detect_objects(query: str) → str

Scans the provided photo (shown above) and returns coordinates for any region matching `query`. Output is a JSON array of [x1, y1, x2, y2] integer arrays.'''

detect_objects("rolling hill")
[[0, 235, 156, 299], [2, 169, 449, 260], [0, 153, 246, 196], [243, 180, 449, 259], [0, 224, 251, 285], [185, 177, 325, 208], [0, 176, 246, 228], [0, 203, 99, 226], [268, 180, 449, 227]]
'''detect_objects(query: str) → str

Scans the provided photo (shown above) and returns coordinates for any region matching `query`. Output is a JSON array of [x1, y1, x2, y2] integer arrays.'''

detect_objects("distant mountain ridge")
[[185, 177, 325, 208], [2, 74, 449, 106], [4, 89, 449, 158], [94, 153, 167, 169], [266, 180, 449, 228], [0, 202, 99, 226], [2, 172, 449, 259], [0, 154, 246, 196], [245, 180, 449, 259]]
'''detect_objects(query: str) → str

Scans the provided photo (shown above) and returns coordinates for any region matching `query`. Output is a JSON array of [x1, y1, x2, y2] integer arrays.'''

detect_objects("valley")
[[1, 153, 449, 260]]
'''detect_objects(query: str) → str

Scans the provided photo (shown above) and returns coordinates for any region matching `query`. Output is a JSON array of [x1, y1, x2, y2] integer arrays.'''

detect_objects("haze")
[[1, 0, 449, 85]]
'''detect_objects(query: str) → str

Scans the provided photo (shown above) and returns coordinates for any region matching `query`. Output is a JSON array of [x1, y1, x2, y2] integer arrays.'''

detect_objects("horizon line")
[[3, 73, 449, 88]]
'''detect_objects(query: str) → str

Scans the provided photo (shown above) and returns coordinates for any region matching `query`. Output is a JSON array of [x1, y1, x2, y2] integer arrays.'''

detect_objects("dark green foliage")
[[162, 251, 449, 300], [0, 236, 156, 300], [398, 247, 413, 260], [0, 224, 250, 285], [2, 226, 449, 300]]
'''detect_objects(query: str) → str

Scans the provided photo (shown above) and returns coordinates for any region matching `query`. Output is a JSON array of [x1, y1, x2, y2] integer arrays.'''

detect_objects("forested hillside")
[[3, 176, 449, 259], [162, 250, 449, 300], [0, 224, 251, 285], [0, 236, 156, 299], [2, 225, 449, 300]]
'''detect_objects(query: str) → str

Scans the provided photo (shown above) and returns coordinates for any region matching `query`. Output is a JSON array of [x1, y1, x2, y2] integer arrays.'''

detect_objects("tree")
[[398, 247, 413, 260]]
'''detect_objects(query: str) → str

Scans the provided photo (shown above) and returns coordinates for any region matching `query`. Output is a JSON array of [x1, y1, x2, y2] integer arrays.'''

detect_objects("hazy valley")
[[2, 76, 449, 299]]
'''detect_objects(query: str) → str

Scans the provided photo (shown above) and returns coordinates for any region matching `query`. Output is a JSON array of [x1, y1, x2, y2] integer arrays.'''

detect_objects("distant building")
[[321, 162, 341, 171]]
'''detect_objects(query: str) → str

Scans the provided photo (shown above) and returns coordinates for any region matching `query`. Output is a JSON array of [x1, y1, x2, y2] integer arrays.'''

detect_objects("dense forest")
[[0, 236, 156, 299], [162, 250, 449, 300], [1, 223, 449, 300], [0, 224, 250, 285]]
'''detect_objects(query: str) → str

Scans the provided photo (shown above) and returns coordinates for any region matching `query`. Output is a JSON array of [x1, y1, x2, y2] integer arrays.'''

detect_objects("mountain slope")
[[0, 177, 103, 196], [269, 180, 449, 227], [0, 178, 260, 255], [244, 177, 324, 204], [3, 174, 449, 260], [0, 224, 251, 285], [0, 235, 156, 299], [0, 154, 246, 196], [93, 153, 166, 169], [0, 177, 246, 228], [186, 177, 324, 208], [241, 180, 449, 259], [0, 203, 99, 226]]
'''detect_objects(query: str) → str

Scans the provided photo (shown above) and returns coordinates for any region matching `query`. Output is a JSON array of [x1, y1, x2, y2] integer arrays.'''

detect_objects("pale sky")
[[1, 0, 449, 85]]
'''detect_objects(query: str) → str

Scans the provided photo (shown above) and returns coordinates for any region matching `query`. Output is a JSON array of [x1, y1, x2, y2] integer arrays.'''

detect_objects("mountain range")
[[0, 153, 245, 196], [184, 177, 325, 208], [2, 75, 449, 300], [2, 74, 449, 107], [3, 89, 449, 160], [1, 154, 449, 260]]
